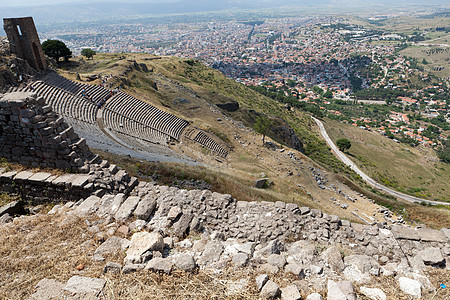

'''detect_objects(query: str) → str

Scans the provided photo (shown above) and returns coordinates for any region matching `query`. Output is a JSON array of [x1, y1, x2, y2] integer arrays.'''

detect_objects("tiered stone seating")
[[193, 131, 229, 158], [104, 91, 189, 141], [41, 72, 111, 105], [27, 80, 97, 124], [102, 108, 169, 145], [9, 72, 231, 159], [41, 72, 81, 94]]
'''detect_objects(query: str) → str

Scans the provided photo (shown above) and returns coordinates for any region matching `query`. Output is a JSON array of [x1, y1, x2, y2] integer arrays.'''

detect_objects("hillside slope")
[[324, 118, 450, 202], [50, 53, 450, 228]]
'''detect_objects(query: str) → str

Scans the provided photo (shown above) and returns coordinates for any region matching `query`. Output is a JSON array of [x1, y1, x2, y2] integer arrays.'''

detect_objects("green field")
[[324, 119, 450, 202]]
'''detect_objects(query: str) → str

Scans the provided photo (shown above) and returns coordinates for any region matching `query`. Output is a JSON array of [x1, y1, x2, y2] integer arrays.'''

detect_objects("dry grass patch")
[[0, 212, 264, 299]]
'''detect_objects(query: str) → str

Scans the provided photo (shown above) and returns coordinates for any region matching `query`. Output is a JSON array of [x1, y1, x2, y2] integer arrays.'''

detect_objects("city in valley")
[[0, 1, 449, 299], [42, 12, 449, 150]]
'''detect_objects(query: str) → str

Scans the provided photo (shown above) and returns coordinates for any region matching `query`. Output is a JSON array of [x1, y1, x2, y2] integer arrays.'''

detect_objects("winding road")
[[312, 117, 450, 206]]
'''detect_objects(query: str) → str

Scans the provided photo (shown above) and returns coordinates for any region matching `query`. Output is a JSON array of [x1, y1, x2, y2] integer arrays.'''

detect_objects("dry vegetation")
[[0, 212, 262, 299], [53, 52, 450, 229], [1, 208, 449, 299]]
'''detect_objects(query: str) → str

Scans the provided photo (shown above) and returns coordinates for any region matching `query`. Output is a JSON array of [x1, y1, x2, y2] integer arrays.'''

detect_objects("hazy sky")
[[0, 0, 173, 7], [1, 0, 448, 8]]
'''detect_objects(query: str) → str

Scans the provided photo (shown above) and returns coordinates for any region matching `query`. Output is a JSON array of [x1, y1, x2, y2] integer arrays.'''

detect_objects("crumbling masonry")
[[3, 17, 47, 71]]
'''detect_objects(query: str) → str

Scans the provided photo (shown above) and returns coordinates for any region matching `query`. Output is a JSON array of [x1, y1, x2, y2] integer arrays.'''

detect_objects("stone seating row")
[[102, 108, 169, 145], [27, 81, 97, 124], [38, 74, 192, 146], [104, 91, 189, 141], [41, 73, 111, 105], [193, 131, 229, 158]]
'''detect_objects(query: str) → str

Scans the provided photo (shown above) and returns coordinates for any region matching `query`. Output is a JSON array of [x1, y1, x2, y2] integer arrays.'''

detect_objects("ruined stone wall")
[[0, 91, 139, 202], [0, 92, 93, 171], [3, 17, 47, 71]]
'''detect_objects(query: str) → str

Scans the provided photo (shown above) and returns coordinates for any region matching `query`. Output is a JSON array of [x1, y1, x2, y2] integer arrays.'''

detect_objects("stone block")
[[417, 227, 446, 243], [63, 276, 106, 297], [0, 171, 17, 182], [28, 172, 52, 184], [0, 201, 24, 217], [73, 196, 101, 217], [13, 170, 34, 181], [115, 196, 140, 222], [392, 225, 420, 241], [52, 174, 76, 187], [71, 174, 92, 188]]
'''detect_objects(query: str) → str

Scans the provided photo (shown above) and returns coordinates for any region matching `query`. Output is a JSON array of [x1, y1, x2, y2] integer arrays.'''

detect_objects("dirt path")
[[312, 117, 450, 206]]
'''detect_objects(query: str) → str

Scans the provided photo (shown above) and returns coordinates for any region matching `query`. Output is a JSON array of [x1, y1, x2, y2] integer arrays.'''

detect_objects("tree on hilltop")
[[81, 48, 96, 60], [254, 116, 272, 144], [336, 138, 352, 152], [42, 40, 72, 62]]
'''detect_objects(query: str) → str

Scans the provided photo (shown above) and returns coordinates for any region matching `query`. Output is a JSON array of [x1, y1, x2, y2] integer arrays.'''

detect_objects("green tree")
[[42, 40, 72, 62], [437, 140, 450, 164], [254, 116, 272, 144], [323, 90, 333, 99], [312, 85, 323, 95], [336, 138, 352, 152], [81, 48, 96, 60]]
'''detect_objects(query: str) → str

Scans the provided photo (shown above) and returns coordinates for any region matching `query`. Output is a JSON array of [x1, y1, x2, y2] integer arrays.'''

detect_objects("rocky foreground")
[[1, 169, 449, 299], [0, 88, 449, 299]]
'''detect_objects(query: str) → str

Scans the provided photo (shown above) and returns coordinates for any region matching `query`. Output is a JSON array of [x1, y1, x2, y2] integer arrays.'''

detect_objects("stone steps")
[[193, 131, 229, 158]]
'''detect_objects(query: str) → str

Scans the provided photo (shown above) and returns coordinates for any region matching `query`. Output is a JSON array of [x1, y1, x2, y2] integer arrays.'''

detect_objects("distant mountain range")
[[1, 0, 448, 34]]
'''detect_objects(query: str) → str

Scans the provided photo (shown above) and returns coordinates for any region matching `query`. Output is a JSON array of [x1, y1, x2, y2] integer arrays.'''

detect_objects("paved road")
[[312, 117, 450, 206]]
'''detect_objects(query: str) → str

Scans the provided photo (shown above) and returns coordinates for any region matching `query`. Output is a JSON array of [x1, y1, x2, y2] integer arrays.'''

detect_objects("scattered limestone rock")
[[125, 231, 164, 264], [285, 263, 304, 277], [398, 277, 421, 298], [343, 255, 379, 284], [232, 253, 249, 267], [256, 274, 269, 292], [167, 206, 182, 221], [133, 196, 156, 220], [63, 276, 106, 297], [30, 278, 65, 300], [306, 293, 323, 300], [281, 284, 302, 300], [260, 263, 280, 274], [255, 178, 268, 188], [327, 280, 356, 300], [173, 253, 196, 272], [359, 286, 387, 300], [145, 257, 173, 274], [417, 247, 445, 266], [198, 240, 224, 267], [267, 254, 287, 268], [321, 245, 344, 273], [94, 236, 130, 260], [103, 262, 122, 274], [260, 279, 280, 299]]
